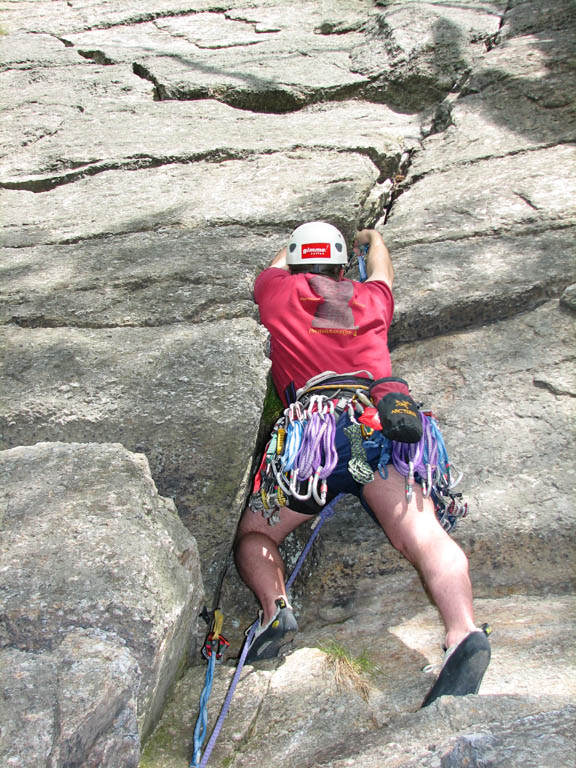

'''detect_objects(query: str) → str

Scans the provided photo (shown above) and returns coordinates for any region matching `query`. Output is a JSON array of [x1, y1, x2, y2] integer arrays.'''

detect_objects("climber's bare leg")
[[362, 465, 476, 648], [234, 505, 312, 624]]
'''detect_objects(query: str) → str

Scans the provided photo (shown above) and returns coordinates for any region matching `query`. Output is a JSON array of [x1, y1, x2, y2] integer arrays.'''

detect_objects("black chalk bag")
[[369, 377, 423, 444]]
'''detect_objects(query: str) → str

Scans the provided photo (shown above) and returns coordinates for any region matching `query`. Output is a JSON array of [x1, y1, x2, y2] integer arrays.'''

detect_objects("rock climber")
[[234, 221, 490, 707]]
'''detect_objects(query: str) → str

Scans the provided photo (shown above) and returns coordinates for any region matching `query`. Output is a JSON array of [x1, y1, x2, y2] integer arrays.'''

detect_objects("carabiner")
[[312, 470, 327, 506], [289, 469, 313, 500], [448, 466, 463, 490], [422, 462, 433, 498], [271, 458, 293, 497], [306, 395, 323, 418], [346, 402, 359, 424], [405, 460, 415, 503]]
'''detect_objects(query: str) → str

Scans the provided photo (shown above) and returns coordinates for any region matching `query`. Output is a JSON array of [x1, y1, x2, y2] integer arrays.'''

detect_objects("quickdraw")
[[249, 390, 340, 521], [192, 609, 229, 767]]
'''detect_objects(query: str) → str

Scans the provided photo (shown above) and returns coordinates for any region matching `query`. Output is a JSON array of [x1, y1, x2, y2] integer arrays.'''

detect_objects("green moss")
[[261, 376, 283, 431]]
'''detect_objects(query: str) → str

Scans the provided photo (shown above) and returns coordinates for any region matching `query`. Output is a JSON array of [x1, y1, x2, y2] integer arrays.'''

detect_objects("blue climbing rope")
[[191, 492, 343, 768], [191, 651, 216, 767]]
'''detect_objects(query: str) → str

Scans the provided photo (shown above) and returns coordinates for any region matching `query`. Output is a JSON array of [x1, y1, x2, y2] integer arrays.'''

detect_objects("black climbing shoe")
[[421, 628, 491, 708], [245, 597, 298, 664]]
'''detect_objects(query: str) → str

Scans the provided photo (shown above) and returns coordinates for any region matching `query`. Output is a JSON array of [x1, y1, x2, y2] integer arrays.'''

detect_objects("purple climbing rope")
[[286, 492, 342, 589]]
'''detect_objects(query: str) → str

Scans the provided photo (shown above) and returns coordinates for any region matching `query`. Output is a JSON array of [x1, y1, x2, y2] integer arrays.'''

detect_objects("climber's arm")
[[267, 246, 289, 271], [354, 229, 394, 288]]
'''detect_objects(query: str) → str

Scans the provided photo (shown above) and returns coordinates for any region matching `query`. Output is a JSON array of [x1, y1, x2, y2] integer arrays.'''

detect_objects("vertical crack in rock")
[[486, 0, 514, 50]]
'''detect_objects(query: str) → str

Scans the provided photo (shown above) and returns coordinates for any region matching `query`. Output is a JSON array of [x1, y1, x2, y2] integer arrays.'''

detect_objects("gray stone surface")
[[561, 283, 576, 312], [414, 32, 576, 174], [0, 442, 204, 764], [388, 226, 576, 344], [1, 0, 263, 37], [60, 5, 371, 111], [0, 226, 277, 327], [0, 321, 268, 575], [1, 0, 575, 765], [0, 62, 153, 107], [353, 0, 506, 110], [0, 100, 419, 189], [500, 0, 576, 39], [437, 706, 576, 768], [143, 596, 576, 767], [381, 144, 576, 248], [0, 150, 378, 246], [1, 632, 141, 768]]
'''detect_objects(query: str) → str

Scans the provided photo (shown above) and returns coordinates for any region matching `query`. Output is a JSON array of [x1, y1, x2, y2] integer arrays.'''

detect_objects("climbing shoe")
[[245, 597, 298, 664], [421, 627, 491, 708]]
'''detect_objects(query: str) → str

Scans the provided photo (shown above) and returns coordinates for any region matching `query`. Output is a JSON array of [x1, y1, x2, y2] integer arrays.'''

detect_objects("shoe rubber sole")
[[421, 630, 491, 708]]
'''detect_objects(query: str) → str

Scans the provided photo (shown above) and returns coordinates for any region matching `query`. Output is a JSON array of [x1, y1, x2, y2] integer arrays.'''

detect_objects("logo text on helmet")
[[301, 243, 331, 259]]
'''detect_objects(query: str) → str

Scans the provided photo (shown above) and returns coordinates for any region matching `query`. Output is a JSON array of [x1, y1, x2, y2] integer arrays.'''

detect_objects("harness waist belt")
[[298, 375, 374, 403]]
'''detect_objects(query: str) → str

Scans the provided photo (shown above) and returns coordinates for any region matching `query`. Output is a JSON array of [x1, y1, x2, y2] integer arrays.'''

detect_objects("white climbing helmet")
[[286, 221, 348, 266]]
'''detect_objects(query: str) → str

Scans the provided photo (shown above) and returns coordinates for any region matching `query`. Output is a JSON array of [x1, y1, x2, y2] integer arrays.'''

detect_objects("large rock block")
[[0, 226, 278, 327], [388, 226, 576, 344], [500, 0, 576, 38], [382, 144, 576, 249], [2, 631, 141, 768], [61, 4, 371, 112], [2, 0, 257, 36], [0, 320, 269, 587], [0, 442, 204, 764], [0, 62, 153, 108], [414, 30, 576, 175]]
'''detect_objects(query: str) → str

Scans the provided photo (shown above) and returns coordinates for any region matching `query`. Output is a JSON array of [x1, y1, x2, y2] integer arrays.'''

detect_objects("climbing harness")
[[190, 494, 342, 768], [249, 372, 467, 533]]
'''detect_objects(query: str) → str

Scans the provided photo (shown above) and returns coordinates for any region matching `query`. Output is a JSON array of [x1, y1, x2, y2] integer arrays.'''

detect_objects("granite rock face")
[[1, 0, 575, 766], [0, 442, 204, 765]]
